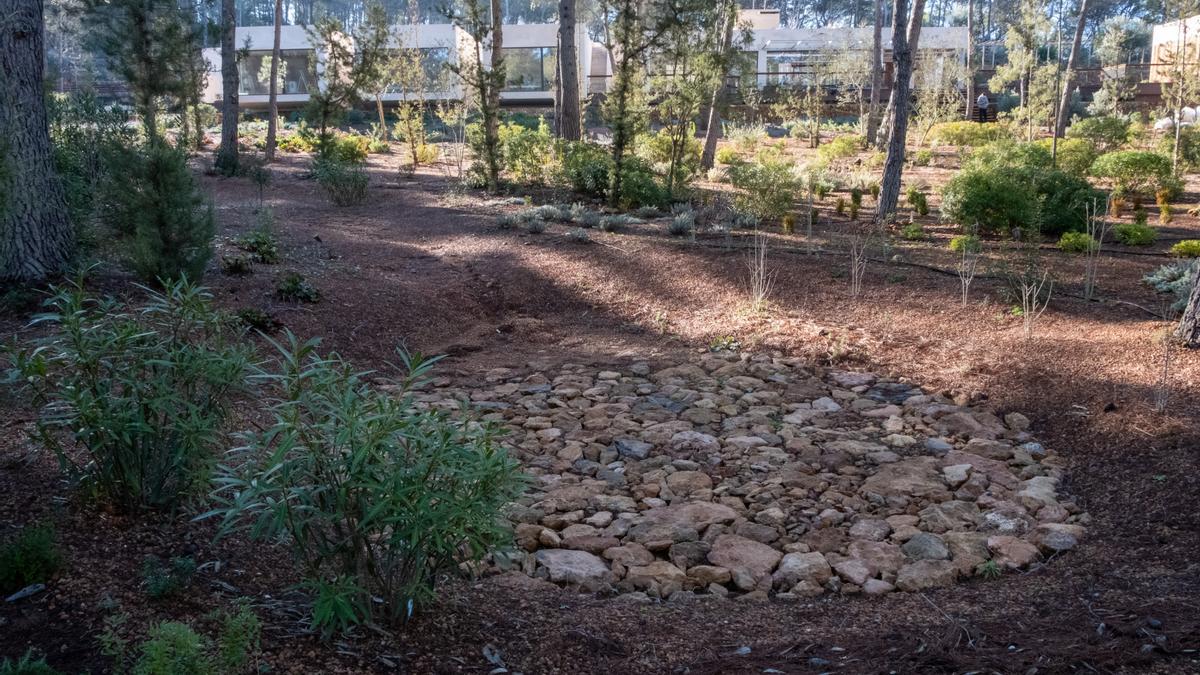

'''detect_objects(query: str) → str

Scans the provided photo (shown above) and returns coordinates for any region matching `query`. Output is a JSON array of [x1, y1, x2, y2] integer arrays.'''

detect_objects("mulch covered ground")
[[1, 146, 1198, 673]]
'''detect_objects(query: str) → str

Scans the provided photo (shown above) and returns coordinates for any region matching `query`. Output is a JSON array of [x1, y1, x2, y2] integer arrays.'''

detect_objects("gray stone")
[[535, 549, 614, 586], [901, 532, 950, 560], [772, 552, 832, 589], [895, 560, 958, 591], [612, 437, 653, 460]]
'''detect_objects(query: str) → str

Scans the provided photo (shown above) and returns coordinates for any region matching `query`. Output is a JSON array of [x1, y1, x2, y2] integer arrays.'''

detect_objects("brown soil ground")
[[2, 141, 1199, 674]]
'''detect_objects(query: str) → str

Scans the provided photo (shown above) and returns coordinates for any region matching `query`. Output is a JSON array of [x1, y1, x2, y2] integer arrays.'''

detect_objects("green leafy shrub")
[[0, 650, 61, 675], [906, 186, 929, 216], [211, 603, 261, 673], [134, 621, 213, 675], [1144, 261, 1197, 311], [1067, 115, 1130, 153], [234, 308, 281, 333], [816, 134, 864, 162], [276, 272, 320, 302], [727, 156, 802, 222], [636, 127, 701, 192], [207, 336, 525, 634], [964, 140, 1052, 172], [1058, 231, 1099, 253], [715, 147, 739, 165], [1171, 239, 1200, 257], [557, 141, 613, 197], [901, 223, 927, 240], [1033, 170, 1105, 236], [940, 169, 1036, 235], [234, 224, 279, 264], [141, 556, 196, 599], [0, 524, 61, 594], [1034, 137, 1097, 176], [326, 134, 369, 163], [1089, 150, 1173, 197], [500, 119, 554, 185], [949, 234, 982, 253], [277, 133, 315, 154], [313, 157, 369, 206], [912, 149, 932, 166], [928, 121, 1011, 147], [10, 280, 253, 510], [615, 157, 668, 209], [48, 92, 137, 231], [1161, 125, 1200, 171], [1113, 221, 1157, 246], [106, 141, 214, 284]]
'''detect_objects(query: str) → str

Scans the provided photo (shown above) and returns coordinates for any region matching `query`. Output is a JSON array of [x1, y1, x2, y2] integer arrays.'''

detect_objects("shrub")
[[234, 222, 279, 264], [669, 209, 695, 236], [558, 141, 613, 197], [313, 157, 369, 206], [1033, 170, 1105, 236], [940, 168, 1036, 235], [207, 337, 525, 634], [134, 621, 214, 675], [235, 308, 281, 333], [715, 147, 739, 165], [901, 223, 927, 240], [326, 134, 369, 163], [0, 651, 61, 675], [277, 133, 315, 154], [500, 119, 554, 185], [1058, 231, 1099, 253], [912, 149, 933, 166], [212, 603, 262, 673], [1089, 151, 1173, 197], [928, 121, 1011, 147], [636, 127, 701, 192], [1161, 125, 1200, 171], [526, 219, 547, 234], [276, 272, 320, 302], [1034, 137, 1097, 176], [48, 91, 137, 231], [1113, 221, 1157, 246], [106, 141, 215, 284], [906, 186, 929, 216], [816, 134, 864, 163], [1144, 261, 1197, 311], [10, 281, 253, 510], [615, 157, 669, 209], [599, 214, 641, 232], [964, 140, 1052, 172], [0, 524, 61, 595], [725, 122, 766, 151], [220, 255, 252, 276], [141, 556, 196, 599], [727, 156, 802, 222], [1171, 240, 1200, 257], [835, 196, 846, 215], [1067, 115, 1130, 153], [949, 234, 982, 253]]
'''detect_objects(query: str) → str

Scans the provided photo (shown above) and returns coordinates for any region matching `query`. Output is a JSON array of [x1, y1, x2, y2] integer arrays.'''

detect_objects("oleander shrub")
[[0, 524, 61, 595], [1113, 221, 1157, 246], [1171, 239, 1200, 257], [1089, 150, 1174, 198], [1058, 231, 1099, 253], [727, 155, 803, 222], [928, 121, 1011, 147], [1067, 115, 1130, 153], [9, 280, 253, 510], [313, 157, 369, 206], [206, 336, 525, 635]]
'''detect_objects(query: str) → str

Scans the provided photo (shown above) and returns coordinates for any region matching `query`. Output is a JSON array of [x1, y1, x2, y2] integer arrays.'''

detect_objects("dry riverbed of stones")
[[418, 351, 1088, 602]]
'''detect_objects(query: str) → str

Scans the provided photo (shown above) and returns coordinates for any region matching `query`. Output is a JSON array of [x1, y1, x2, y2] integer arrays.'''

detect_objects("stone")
[[1030, 523, 1085, 554], [708, 535, 783, 580], [669, 431, 722, 455], [901, 533, 950, 561], [943, 532, 991, 575], [626, 561, 687, 585], [1005, 412, 1031, 431], [963, 438, 1015, 461], [603, 543, 655, 566], [1017, 476, 1059, 509], [535, 549, 614, 586], [772, 552, 832, 589], [987, 536, 1040, 569], [612, 437, 653, 460], [895, 560, 958, 591], [862, 578, 895, 595], [846, 540, 905, 577], [918, 501, 981, 533], [860, 457, 947, 500], [832, 558, 872, 586], [848, 518, 892, 541], [942, 464, 972, 488], [812, 397, 842, 412], [687, 565, 732, 585], [925, 437, 954, 455], [665, 471, 713, 497], [668, 540, 712, 570], [735, 521, 780, 544]]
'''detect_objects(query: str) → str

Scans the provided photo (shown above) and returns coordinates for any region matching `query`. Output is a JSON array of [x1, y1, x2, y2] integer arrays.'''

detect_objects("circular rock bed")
[[417, 352, 1088, 601]]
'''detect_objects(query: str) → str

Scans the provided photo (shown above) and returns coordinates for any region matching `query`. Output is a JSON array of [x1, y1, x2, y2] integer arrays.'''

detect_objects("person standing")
[[976, 92, 989, 123]]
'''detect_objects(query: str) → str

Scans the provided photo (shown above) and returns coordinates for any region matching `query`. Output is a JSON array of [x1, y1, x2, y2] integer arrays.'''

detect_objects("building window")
[[503, 47, 556, 91], [238, 50, 314, 96], [383, 47, 453, 93]]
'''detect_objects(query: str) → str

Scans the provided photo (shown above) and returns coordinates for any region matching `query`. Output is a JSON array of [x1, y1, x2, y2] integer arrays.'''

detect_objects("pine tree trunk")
[[265, 0, 282, 161], [556, 0, 581, 140], [483, 0, 503, 192], [701, 5, 735, 170], [1177, 269, 1200, 347], [0, 0, 73, 283], [876, 0, 914, 223], [866, 0, 884, 145], [878, 0, 924, 149], [216, 0, 239, 173], [1055, 0, 1089, 138], [965, 0, 974, 120]]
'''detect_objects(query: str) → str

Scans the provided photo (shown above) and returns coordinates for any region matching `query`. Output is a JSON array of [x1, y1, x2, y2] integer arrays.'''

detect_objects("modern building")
[[200, 22, 591, 109]]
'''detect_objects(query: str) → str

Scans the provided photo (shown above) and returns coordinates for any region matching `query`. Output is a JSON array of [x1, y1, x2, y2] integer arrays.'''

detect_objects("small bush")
[[835, 196, 846, 215], [1034, 137, 1097, 176], [940, 168, 1036, 235], [964, 140, 1052, 172], [276, 272, 320, 302], [727, 156, 802, 222], [715, 147, 739, 165], [1161, 125, 1200, 171], [134, 621, 213, 675], [221, 255, 253, 276], [1113, 221, 1157, 246], [816, 134, 864, 163], [615, 157, 669, 209], [1144, 261, 1197, 311], [0, 524, 61, 595], [141, 556, 196, 599], [10, 280, 253, 510], [277, 133, 315, 154], [1033, 169, 1105, 236], [326, 134, 369, 163], [235, 308, 281, 333], [207, 337, 525, 633], [928, 121, 1011, 147], [906, 186, 929, 216], [1170, 239, 1200, 257], [636, 127, 701, 192], [949, 234, 982, 253], [313, 157, 369, 207], [500, 119, 554, 185], [106, 141, 215, 284], [599, 214, 641, 232], [901, 223, 927, 240], [234, 222, 280, 264], [558, 141, 613, 197], [669, 209, 695, 236], [526, 219, 547, 234], [0, 651, 61, 675], [565, 227, 591, 243], [912, 149, 933, 166], [1067, 115, 1130, 153], [212, 603, 261, 673], [1089, 150, 1173, 198], [1058, 231, 1099, 253]]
